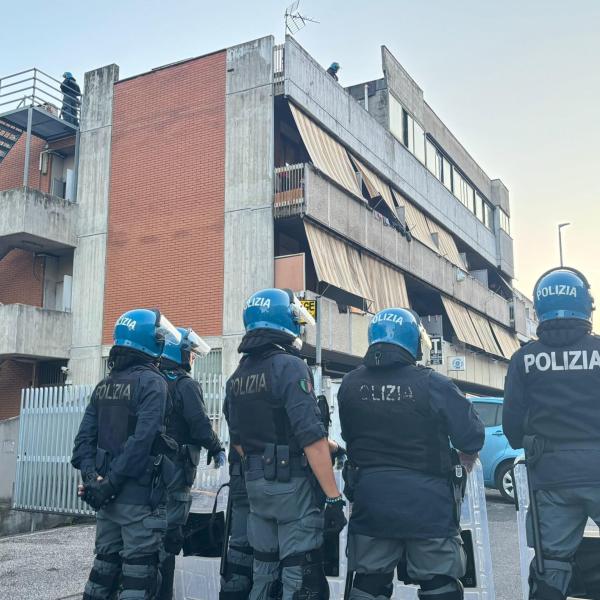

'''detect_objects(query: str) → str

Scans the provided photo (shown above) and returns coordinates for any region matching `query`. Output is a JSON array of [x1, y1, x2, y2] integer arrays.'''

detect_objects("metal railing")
[[13, 385, 94, 515], [0, 68, 80, 126], [274, 162, 305, 218], [273, 44, 284, 94], [13, 374, 227, 515]]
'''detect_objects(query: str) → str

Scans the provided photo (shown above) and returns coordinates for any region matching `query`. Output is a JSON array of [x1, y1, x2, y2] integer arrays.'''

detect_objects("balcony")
[[0, 304, 72, 359], [0, 187, 77, 259], [278, 163, 511, 326]]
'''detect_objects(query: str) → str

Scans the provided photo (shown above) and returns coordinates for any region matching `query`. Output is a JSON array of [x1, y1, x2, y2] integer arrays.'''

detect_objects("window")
[[442, 156, 452, 190], [426, 140, 441, 179], [453, 170, 464, 203], [484, 203, 494, 229], [389, 93, 404, 144], [465, 183, 475, 212], [414, 121, 425, 164], [404, 110, 415, 152], [499, 209, 510, 234], [473, 402, 500, 428], [475, 193, 484, 221]]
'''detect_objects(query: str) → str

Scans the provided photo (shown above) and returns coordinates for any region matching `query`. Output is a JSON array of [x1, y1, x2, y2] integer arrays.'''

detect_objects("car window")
[[473, 402, 499, 428], [495, 404, 503, 426]]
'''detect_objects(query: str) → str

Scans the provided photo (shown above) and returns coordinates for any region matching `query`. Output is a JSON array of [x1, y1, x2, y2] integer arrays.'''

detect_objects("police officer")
[[338, 308, 484, 600], [504, 267, 600, 600], [224, 288, 347, 600], [158, 328, 226, 600], [72, 308, 180, 600]]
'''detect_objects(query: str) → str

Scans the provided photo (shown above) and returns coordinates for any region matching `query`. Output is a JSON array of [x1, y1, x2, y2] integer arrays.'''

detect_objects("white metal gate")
[[13, 373, 226, 516]]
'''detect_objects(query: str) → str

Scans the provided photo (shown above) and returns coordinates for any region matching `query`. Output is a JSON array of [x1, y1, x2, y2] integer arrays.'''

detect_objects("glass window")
[[453, 170, 464, 203], [473, 402, 499, 428], [484, 203, 494, 229], [389, 93, 404, 144], [405, 111, 415, 152], [465, 183, 475, 212], [442, 156, 452, 190], [475, 193, 484, 221], [414, 121, 425, 164], [499, 209, 510, 234], [426, 140, 437, 175]]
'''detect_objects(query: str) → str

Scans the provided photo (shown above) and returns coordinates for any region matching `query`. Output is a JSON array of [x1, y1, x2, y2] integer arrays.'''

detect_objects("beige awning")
[[351, 156, 397, 217], [401, 200, 438, 252], [428, 222, 466, 270], [468, 309, 503, 356], [490, 321, 521, 359], [289, 104, 362, 197], [305, 222, 372, 301], [442, 296, 483, 349], [363, 254, 410, 313]]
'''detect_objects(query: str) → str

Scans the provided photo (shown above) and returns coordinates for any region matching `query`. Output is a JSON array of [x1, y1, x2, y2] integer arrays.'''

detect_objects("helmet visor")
[[156, 314, 181, 345], [186, 330, 211, 357], [419, 322, 432, 352], [291, 296, 316, 327]]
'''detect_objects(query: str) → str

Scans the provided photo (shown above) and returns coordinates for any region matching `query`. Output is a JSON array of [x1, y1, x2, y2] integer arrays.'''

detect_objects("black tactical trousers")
[[83, 502, 166, 600]]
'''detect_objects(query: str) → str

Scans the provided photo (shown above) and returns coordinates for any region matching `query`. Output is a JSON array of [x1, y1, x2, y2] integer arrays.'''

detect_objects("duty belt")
[[244, 452, 309, 482]]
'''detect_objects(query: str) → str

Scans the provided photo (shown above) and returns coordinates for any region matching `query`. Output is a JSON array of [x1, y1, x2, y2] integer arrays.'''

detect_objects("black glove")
[[207, 447, 226, 468], [324, 497, 347, 534], [81, 477, 118, 511]]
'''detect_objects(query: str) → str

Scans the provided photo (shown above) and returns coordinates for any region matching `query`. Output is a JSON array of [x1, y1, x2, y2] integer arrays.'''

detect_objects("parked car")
[[470, 396, 522, 501]]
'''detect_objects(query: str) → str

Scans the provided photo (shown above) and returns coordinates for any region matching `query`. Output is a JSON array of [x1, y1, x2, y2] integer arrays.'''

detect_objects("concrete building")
[[0, 37, 534, 418]]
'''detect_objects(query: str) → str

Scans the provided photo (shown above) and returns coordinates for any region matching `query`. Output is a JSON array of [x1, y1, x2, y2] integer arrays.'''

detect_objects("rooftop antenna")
[[285, 1, 319, 36]]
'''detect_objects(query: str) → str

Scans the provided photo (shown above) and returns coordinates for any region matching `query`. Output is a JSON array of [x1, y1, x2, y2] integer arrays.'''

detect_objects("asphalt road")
[[486, 489, 523, 600], [0, 495, 525, 600]]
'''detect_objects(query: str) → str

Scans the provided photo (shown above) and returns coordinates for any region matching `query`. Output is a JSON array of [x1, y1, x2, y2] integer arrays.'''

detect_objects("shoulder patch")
[[299, 379, 313, 394]]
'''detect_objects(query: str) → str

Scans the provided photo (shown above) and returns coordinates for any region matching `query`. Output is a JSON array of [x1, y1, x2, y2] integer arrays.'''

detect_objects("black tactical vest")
[[520, 334, 600, 443], [228, 349, 301, 456], [164, 370, 193, 445], [340, 363, 452, 476], [95, 371, 138, 457]]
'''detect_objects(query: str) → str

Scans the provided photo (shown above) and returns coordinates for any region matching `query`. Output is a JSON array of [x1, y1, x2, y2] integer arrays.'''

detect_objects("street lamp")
[[558, 222, 571, 267]]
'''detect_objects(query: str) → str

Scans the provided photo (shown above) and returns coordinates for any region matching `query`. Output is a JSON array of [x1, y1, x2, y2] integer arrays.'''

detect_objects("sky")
[[3, 0, 600, 310]]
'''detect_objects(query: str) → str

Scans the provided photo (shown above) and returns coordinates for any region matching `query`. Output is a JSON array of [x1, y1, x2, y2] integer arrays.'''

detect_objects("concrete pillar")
[[221, 37, 275, 379], [69, 64, 119, 384]]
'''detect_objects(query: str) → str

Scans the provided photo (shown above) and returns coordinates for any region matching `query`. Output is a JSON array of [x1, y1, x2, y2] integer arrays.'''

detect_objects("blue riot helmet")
[[368, 307, 432, 360], [162, 327, 211, 367], [63, 71, 74, 79], [533, 267, 594, 323], [243, 288, 315, 347], [329, 62, 340, 72], [113, 308, 181, 358]]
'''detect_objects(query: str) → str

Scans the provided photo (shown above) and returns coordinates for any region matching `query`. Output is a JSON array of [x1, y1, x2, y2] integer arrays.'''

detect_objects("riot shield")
[[514, 457, 600, 600]]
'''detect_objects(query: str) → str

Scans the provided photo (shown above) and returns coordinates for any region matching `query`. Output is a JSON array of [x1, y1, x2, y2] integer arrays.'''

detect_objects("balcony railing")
[[273, 44, 284, 94], [274, 163, 305, 218], [0, 68, 80, 127]]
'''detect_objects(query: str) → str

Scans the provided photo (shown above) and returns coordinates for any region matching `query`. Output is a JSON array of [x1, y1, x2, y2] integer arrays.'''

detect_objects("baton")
[[524, 454, 545, 575], [219, 485, 233, 577]]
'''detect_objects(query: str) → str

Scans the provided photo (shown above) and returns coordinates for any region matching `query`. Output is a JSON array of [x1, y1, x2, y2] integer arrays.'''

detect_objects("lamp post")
[[558, 222, 570, 267]]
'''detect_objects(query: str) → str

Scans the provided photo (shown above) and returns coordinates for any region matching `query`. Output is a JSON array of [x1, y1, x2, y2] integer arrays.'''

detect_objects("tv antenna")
[[285, 1, 319, 35]]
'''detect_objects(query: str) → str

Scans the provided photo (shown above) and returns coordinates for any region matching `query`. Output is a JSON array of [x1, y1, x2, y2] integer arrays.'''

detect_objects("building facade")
[[0, 36, 534, 418]]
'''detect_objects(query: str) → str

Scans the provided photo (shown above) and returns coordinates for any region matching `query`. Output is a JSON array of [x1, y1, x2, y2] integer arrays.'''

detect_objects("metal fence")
[[273, 43, 284, 94], [274, 163, 305, 218], [13, 385, 94, 515], [0, 68, 80, 125], [13, 374, 227, 515]]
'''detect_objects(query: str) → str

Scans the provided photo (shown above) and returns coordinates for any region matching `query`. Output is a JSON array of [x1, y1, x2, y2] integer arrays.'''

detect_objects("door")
[[474, 402, 508, 484]]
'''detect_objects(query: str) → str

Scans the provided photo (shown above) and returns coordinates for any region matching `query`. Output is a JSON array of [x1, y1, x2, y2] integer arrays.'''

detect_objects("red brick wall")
[[0, 134, 51, 193], [0, 249, 44, 306], [103, 52, 226, 343], [0, 360, 34, 420]]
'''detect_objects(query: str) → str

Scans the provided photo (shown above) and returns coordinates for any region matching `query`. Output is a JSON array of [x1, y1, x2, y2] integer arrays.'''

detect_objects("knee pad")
[[418, 575, 463, 599], [528, 563, 566, 600], [353, 572, 395, 598], [83, 553, 121, 600], [281, 549, 329, 600], [164, 526, 184, 555], [122, 553, 160, 598]]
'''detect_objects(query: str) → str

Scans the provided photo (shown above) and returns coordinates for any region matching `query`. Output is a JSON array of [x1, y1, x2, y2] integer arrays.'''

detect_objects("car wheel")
[[495, 461, 515, 502]]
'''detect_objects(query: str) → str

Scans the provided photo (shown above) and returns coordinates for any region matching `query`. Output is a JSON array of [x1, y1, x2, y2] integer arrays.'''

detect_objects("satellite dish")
[[285, 0, 319, 35]]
